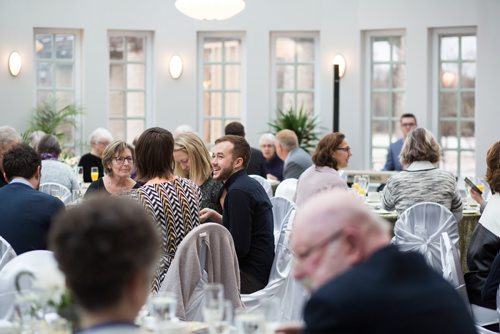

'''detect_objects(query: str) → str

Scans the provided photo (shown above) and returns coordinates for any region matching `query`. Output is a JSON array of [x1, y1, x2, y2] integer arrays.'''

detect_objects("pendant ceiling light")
[[175, 0, 245, 20]]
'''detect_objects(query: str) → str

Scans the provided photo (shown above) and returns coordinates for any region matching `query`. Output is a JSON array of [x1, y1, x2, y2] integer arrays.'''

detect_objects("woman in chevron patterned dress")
[[134, 127, 201, 293]]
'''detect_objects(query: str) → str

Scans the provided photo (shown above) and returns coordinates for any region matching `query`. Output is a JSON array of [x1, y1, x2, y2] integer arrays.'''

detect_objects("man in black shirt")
[[200, 135, 274, 293]]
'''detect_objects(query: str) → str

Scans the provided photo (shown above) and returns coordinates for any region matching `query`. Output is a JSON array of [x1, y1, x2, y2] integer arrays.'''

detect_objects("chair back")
[[274, 178, 298, 202], [159, 223, 242, 321], [440, 232, 469, 304], [0, 250, 63, 320], [0, 237, 16, 274], [270, 197, 296, 248], [39, 182, 71, 204], [241, 208, 308, 321], [393, 202, 458, 272], [249, 174, 273, 198]]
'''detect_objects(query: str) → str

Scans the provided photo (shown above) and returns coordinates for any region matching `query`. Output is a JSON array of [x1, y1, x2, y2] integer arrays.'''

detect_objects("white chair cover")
[[393, 202, 459, 272], [274, 178, 298, 202], [241, 209, 308, 321], [39, 182, 71, 204], [475, 325, 498, 334], [249, 174, 273, 198], [270, 197, 296, 249], [159, 223, 243, 321], [0, 237, 16, 273], [0, 250, 63, 320]]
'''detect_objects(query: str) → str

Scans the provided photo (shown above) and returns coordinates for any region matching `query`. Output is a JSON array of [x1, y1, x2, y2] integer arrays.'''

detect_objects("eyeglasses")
[[294, 229, 344, 263], [114, 156, 133, 165], [336, 146, 351, 152], [401, 122, 416, 127]]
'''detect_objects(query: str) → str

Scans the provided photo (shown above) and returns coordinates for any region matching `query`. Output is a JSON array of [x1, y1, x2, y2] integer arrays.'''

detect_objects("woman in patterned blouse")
[[134, 127, 201, 292], [173, 132, 223, 214]]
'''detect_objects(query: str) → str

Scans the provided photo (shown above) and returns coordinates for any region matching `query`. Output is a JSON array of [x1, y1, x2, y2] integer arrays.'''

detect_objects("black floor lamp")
[[332, 54, 346, 133]]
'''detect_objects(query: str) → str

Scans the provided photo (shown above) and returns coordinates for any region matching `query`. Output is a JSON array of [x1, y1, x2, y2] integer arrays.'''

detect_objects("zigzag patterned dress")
[[135, 177, 201, 293]]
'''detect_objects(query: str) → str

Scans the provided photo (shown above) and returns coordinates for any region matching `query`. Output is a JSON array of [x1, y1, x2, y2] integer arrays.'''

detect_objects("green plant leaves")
[[268, 106, 319, 151]]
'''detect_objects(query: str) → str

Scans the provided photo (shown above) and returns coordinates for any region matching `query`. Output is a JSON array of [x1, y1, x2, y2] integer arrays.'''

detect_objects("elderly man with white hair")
[[78, 128, 113, 182], [281, 189, 475, 334], [0, 126, 22, 188]]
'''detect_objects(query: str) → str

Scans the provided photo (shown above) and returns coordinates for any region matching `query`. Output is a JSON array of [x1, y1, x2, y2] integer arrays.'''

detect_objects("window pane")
[[55, 63, 73, 88], [439, 92, 457, 117], [110, 64, 124, 89], [204, 92, 222, 117], [373, 38, 391, 62], [109, 120, 125, 141], [204, 120, 223, 146], [461, 92, 475, 118], [204, 65, 222, 89], [460, 151, 475, 176], [461, 63, 476, 88], [441, 36, 459, 61], [36, 34, 52, 59], [109, 92, 124, 117], [373, 64, 390, 88], [296, 38, 314, 62], [127, 64, 144, 89], [225, 65, 240, 90], [372, 148, 388, 171], [276, 65, 295, 90], [109, 37, 124, 60], [441, 150, 458, 176], [440, 63, 459, 89], [37, 91, 51, 105], [127, 92, 144, 117], [461, 36, 476, 61], [225, 93, 240, 117], [440, 121, 458, 149], [297, 93, 314, 113], [372, 121, 390, 147], [55, 34, 74, 59], [126, 119, 144, 144], [204, 40, 222, 62], [372, 93, 390, 117], [392, 92, 405, 117], [37, 62, 52, 87], [391, 120, 401, 142], [392, 64, 406, 88], [392, 36, 405, 61], [460, 121, 475, 149], [55, 91, 74, 110], [127, 37, 144, 62], [277, 92, 295, 112], [297, 65, 314, 90], [225, 40, 240, 61], [275, 37, 295, 62]]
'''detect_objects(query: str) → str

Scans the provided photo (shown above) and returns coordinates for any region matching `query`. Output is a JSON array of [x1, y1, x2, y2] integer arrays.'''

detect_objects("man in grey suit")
[[275, 129, 312, 179]]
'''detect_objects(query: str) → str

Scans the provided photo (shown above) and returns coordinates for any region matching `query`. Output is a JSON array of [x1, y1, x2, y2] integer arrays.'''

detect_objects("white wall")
[[0, 0, 498, 174]]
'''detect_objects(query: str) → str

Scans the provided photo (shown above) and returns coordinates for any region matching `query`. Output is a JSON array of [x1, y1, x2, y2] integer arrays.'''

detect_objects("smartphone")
[[464, 177, 482, 195]]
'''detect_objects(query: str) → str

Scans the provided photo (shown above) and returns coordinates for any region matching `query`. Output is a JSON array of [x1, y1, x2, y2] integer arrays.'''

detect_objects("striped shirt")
[[381, 161, 463, 222]]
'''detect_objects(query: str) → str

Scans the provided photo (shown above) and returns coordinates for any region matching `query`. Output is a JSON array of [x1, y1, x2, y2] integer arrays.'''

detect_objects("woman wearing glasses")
[[294, 132, 351, 206], [85, 140, 142, 198]]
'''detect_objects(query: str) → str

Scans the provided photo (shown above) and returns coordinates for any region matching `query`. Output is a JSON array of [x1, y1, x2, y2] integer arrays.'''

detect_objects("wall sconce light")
[[169, 55, 183, 80], [175, 0, 245, 20], [8, 51, 22, 77], [332, 54, 346, 79]]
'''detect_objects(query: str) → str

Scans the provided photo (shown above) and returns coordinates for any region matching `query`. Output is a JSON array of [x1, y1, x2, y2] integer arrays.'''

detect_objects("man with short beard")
[[200, 135, 274, 294]]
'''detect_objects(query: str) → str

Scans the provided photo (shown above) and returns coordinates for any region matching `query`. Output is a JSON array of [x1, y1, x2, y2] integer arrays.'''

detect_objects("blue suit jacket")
[[383, 138, 403, 171], [303, 245, 476, 334], [0, 182, 64, 254]]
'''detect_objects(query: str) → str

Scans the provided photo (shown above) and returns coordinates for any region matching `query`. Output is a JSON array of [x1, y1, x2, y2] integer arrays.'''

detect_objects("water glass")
[[75, 166, 84, 185], [203, 283, 224, 323], [211, 299, 233, 334], [148, 291, 178, 322], [235, 309, 266, 334]]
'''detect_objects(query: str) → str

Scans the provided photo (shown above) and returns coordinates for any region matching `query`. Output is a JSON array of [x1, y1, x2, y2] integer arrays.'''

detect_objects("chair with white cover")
[[249, 174, 273, 198], [393, 202, 459, 272], [39, 182, 71, 204], [274, 178, 298, 202], [440, 232, 499, 327], [241, 207, 308, 322], [475, 325, 498, 334], [0, 250, 64, 320], [270, 197, 296, 248], [0, 237, 16, 273], [159, 223, 243, 321]]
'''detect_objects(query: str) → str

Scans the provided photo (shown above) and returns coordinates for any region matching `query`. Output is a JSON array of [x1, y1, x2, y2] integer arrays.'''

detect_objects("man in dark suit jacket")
[[382, 113, 417, 171], [275, 129, 312, 179], [281, 189, 475, 334], [0, 144, 64, 254]]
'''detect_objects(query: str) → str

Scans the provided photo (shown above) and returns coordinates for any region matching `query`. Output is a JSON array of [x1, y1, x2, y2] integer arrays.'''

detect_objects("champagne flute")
[[90, 167, 99, 182]]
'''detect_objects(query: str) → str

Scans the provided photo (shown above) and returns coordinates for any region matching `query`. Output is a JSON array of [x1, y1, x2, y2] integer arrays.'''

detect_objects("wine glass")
[[90, 167, 99, 182], [148, 291, 178, 323]]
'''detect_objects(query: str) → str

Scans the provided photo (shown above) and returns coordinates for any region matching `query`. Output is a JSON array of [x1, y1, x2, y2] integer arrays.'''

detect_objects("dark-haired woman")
[[294, 132, 350, 206]]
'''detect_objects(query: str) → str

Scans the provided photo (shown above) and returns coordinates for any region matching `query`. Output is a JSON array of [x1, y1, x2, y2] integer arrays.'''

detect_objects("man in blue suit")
[[383, 113, 417, 171], [0, 144, 64, 254], [281, 189, 475, 334]]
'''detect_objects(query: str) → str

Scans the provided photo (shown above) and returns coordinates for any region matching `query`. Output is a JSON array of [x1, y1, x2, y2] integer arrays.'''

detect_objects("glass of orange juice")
[[90, 167, 99, 182]]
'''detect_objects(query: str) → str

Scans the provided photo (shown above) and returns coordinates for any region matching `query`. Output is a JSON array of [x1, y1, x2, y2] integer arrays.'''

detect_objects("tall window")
[[271, 33, 317, 115], [108, 31, 151, 143], [200, 34, 243, 146], [436, 31, 477, 177], [367, 33, 406, 170], [34, 29, 81, 149]]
